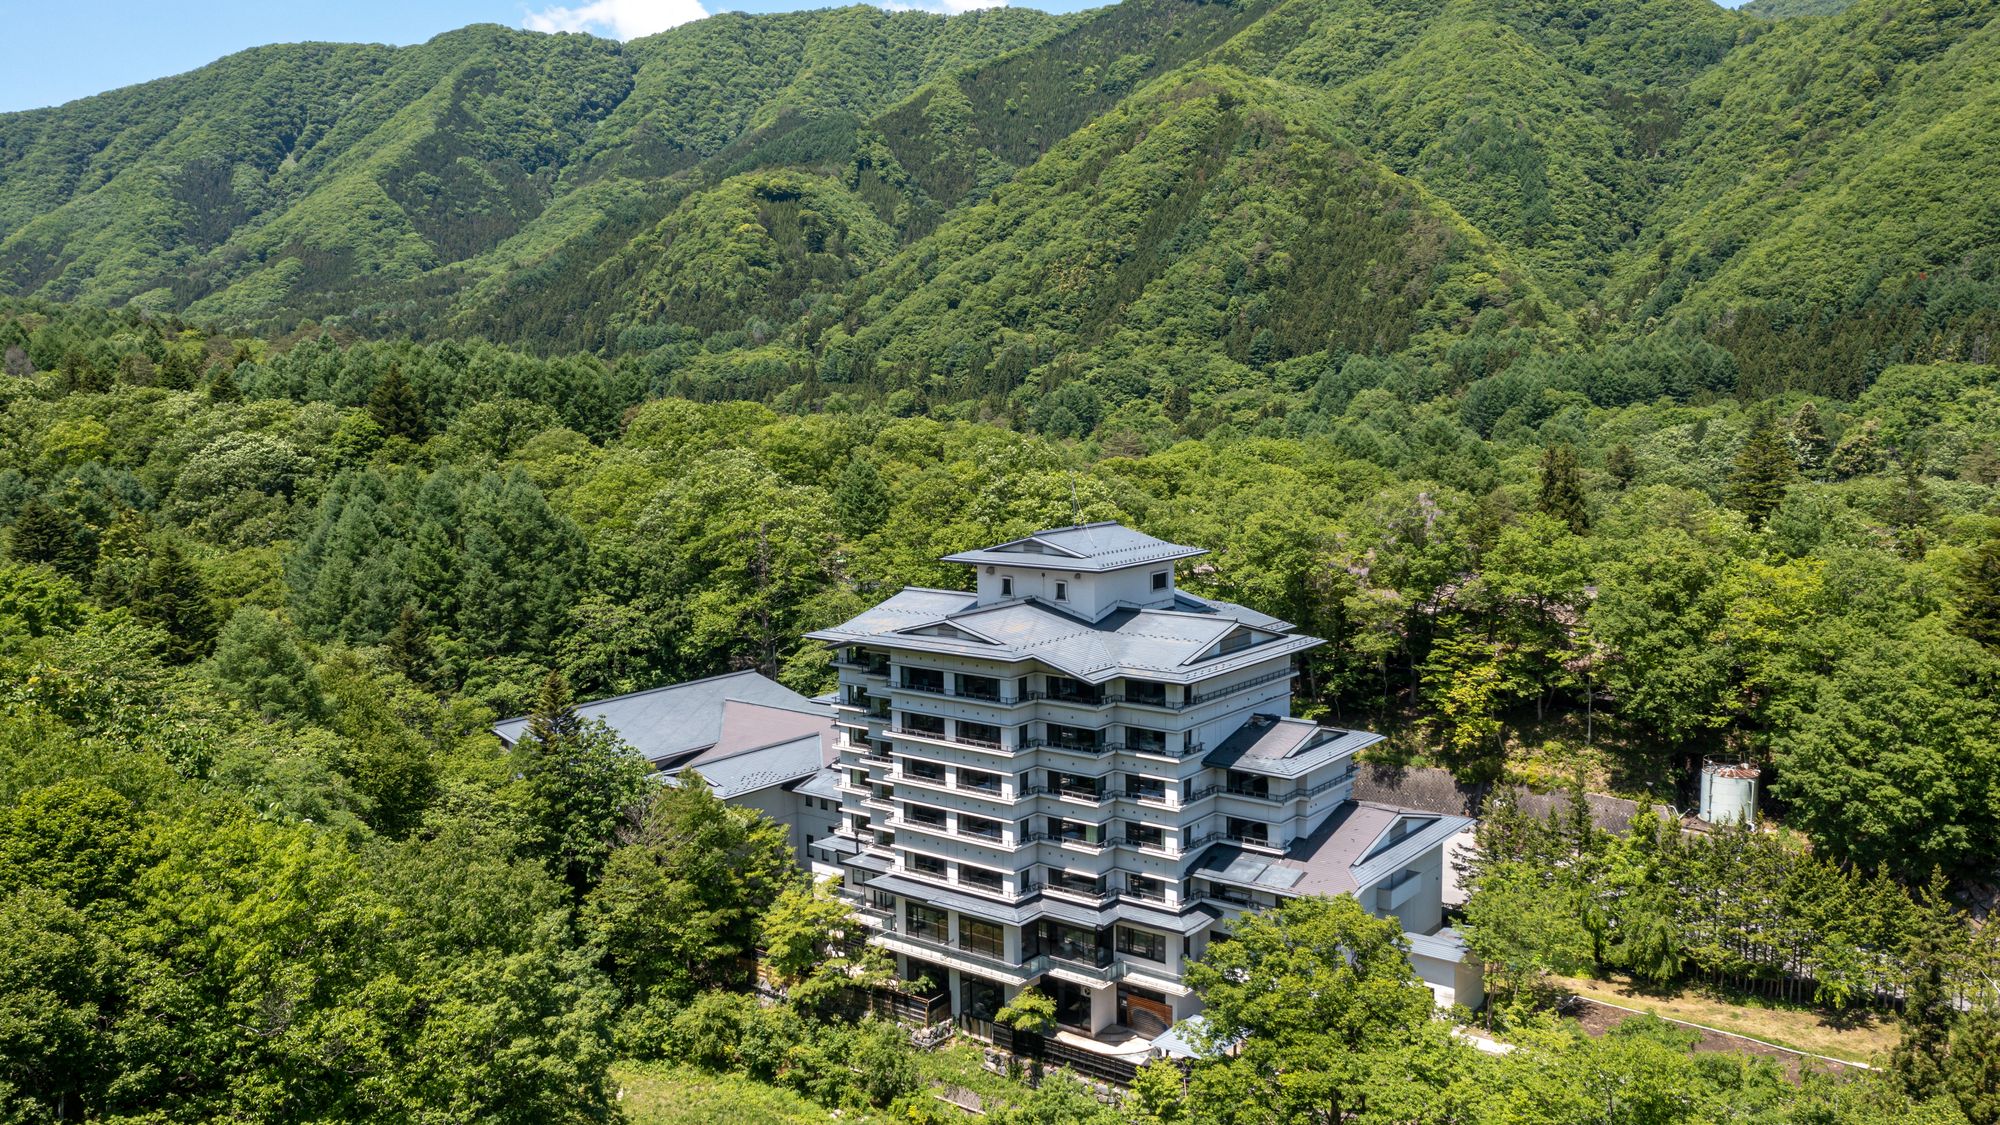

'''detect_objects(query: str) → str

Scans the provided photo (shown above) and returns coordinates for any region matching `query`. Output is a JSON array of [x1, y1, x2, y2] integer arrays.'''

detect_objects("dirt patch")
[[1567, 997, 1863, 1083]]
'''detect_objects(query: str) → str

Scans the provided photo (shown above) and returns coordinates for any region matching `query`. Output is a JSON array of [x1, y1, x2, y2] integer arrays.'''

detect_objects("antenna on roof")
[[1070, 473, 1081, 526]]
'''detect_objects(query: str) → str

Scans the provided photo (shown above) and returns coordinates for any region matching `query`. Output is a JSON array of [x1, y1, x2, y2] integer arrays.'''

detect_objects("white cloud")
[[523, 0, 709, 40], [879, 0, 1009, 13]]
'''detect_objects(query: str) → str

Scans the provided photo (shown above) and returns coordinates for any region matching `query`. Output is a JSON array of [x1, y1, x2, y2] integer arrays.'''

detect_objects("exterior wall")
[[972, 564, 1177, 617], [731, 785, 841, 871]]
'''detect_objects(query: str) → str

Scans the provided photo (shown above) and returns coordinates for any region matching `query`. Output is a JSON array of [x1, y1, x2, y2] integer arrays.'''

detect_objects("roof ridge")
[[496, 667, 784, 725]]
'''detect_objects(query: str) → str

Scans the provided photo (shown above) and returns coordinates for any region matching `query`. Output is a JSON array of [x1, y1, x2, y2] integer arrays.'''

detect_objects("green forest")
[[2, 0, 1999, 1119]]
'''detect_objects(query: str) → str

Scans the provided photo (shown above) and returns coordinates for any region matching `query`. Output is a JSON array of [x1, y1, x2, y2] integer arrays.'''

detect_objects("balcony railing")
[[886, 725, 1008, 752], [894, 677, 1025, 706]]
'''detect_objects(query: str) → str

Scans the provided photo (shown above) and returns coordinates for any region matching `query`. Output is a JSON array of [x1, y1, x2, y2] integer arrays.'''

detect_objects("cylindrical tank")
[[1699, 761, 1760, 826]]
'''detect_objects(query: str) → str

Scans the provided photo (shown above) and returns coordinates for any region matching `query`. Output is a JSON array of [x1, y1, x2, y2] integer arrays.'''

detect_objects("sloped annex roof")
[[807, 589, 1322, 685], [1204, 714, 1382, 778], [942, 522, 1207, 573], [493, 669, 816, 764], [1191, 801, 1473, 899]]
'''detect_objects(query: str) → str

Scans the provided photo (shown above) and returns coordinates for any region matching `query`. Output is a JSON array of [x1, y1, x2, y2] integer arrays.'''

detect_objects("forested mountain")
[[2, 0, 1994, 424]]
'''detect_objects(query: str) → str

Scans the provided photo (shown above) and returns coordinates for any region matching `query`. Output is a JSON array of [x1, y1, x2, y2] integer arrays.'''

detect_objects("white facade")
[[807, 524, 1477, 1053]]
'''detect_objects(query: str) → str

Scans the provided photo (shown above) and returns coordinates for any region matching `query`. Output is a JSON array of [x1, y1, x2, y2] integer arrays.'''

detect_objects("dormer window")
[[1001, 577, 1014, 597], [1055, 581, 1069, 601], [1151, 571, 1169, 591]]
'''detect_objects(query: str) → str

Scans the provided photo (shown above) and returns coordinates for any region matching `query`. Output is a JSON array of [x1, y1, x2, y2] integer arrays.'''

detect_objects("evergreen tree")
[[1164, 382, 1191, 424], [1789, 401, 1832, 476], [1890, 937, 1955, 1099], [518, 671, 648, 899], [1945, 1008, 2000, 1125], [206, 607, 327, 721], [1725, 414, 1798, 530], [458, 471, 585, 659], [831, 456, 890, 539], [1953, 537, 2000, 648], [367, 366, 430, 441], [5, 499, 92, 580], [383, 603, 437, 686], [205, 364, 240, 403], [133, 536, 217, 662], [1603, 443, 1638, 490], [1884, 460, 1936, 558], [1536, 442, 1589, 533], [89, 511, 151, 609]]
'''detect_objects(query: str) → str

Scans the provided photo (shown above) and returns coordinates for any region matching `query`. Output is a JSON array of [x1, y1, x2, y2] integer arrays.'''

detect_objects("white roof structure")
[[941, 522, 1208, 573], [807, 588, 1320, 684]]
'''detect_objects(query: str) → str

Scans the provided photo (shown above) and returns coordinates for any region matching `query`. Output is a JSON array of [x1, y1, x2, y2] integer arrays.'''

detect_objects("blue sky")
[[2, 0, 1746, 114], [0, 0, 1104, 113]]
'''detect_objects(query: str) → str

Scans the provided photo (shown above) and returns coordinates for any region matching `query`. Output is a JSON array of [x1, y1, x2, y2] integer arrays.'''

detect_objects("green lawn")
[[615, 1062, 838, 1125]]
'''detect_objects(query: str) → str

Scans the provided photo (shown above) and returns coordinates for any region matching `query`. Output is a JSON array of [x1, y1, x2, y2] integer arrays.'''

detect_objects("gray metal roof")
[[1204, 714, 1381, 778], [678, 735, 827, 799], [794, 765, 844, 803], [1405, 927, 1472, 964], [808, 589, 1322, 684], [1191, 801, 1473, 898], [493, 669, 817, 763], [942, 522, 1207, 573]]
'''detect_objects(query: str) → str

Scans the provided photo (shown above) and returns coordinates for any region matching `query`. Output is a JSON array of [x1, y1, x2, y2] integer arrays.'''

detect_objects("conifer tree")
[[207, 607, 326, 721], [1163, 382, 1190, 424], [205, 364, 240, 403], [1946, 1008, 2000, 1125], [1953, 537, 2000, 648], [1536, 442, 1589, 533], [1789, 402, 1832, 476], [518, 670, 647, 899], [1603, 443, 1637, 490], [135, 536, 218, 662], [1885, 460, 1936, 558], [6, 499, 92, 581], [1891, 937, 1955, 1099], [1725, 414, 1798, 529], [832, 456, 890, 539], [367, 366, 430, 441], [383, 603, 437, 686]]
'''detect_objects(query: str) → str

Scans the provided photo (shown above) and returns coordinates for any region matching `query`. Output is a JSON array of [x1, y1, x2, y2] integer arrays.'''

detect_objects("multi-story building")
[[806, 523, 1477, 1058]]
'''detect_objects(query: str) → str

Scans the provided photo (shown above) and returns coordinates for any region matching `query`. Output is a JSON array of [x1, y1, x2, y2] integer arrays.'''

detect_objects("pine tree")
[[6, 499, 92, 580], [205, 364, 240, 403], [367, 366, 430, 441], [1725, 415, 1798, 530], [1789, 402, 1832, 476], [1603, 443, 1637, 490], [1885, 460, 1936, 558], [383, 603, 436, 686], [1536, 442, 1589, 533], [1163, 382, 1190, 424], [832, 456, 890, 539], [135, 536, 218, 663], [1953, 538, 2000, 648], [1945, 1008, 2000, 1125], [1891, 937, 1955, 1099], [518, 670, 647, 898]]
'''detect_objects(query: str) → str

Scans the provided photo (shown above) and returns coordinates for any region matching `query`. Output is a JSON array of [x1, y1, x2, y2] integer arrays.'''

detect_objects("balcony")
[[894, 673, 1024, 706], [887, 725, 1009, 753]]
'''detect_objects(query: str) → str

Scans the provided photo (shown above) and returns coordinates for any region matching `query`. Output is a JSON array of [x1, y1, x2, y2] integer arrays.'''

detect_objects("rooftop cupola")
[[942, 522, 1206, 617]]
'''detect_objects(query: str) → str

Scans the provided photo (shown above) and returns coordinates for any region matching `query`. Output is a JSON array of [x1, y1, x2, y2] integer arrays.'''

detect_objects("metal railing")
[[895, 678, 1024, 706], [886, 725, 1008, 752]]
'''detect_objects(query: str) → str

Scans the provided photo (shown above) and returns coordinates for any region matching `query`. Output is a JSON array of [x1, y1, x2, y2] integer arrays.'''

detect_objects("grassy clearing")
[[1554, 972, 1898, 1065], [912, 1041, 1027, 1112], [614, 1062, 838, 1125]]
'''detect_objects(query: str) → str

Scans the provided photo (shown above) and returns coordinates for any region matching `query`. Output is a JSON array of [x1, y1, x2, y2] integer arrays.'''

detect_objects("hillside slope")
[[0, 0, 1994, 411]]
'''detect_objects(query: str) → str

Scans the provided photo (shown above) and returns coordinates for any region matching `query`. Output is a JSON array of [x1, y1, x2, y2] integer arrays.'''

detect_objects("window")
[[1045, 677, 1103, 705], [1116, 926, 1165, 962], [1122, 821, 1164, 850], [1226, 817, 1269, 846], [959, 865, 1004, 892], [1046, 871, 1107, 901], [957, 719, 1002, 746], [1225, 770, 1270, 799], [1124, 773, 1167, 801], [959, 767, 1001, 794], [902, 667, 945, 693], [957, 674, 1003, 702], [1123, 679, 1168, 707], [1048, 771, 1104, 801], [1126, 874, 1166, 903], [1000, 576, 1014, 597], [960, 918, 1005, 958], [903, 712, 945, 736], [905, 803, 946, 828], [960, 814, 1003, 841], [1054, 581, 1068, 601], [870, 889, 897, 911], [1047, 816, 1101, 846], [1046, 723, 1102, 752], [906, 758, 945, 782], [910, 853, 946, 876], [907, 903, 948, 940], [1151, 571, 1169, 592], [1125, 727, 1168, 755]]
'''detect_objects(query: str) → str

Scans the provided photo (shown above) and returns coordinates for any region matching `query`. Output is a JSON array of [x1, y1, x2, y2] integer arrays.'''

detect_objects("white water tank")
[[1699, 761, 1760, 826]]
